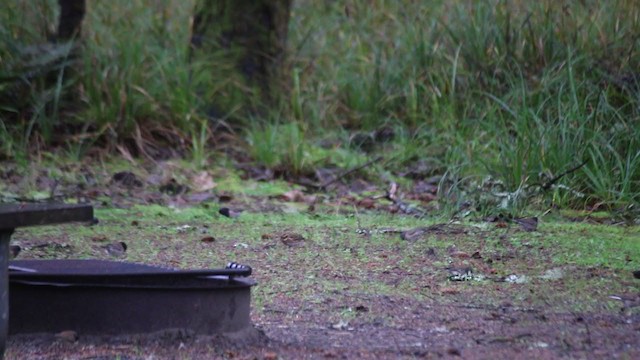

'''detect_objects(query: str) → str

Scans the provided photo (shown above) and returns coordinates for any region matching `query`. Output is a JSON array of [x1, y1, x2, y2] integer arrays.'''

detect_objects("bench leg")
[[0, 229, 12, 360]]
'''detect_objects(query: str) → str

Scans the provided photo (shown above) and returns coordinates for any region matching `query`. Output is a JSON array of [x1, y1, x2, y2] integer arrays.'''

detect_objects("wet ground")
[[3, 161, 640, 359]]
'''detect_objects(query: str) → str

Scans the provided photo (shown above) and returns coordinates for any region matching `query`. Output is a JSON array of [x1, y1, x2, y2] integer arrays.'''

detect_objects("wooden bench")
[[0, 203, 93, 359]]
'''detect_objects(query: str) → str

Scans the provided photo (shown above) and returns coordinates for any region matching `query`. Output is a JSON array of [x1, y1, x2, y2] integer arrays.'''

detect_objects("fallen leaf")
[[191, 171, 217, 192], [447, 348, 461, 356], [263, 351, 278, 360], [415, 192, 437, 203], [116, 144, 136, 164], [532, 342, 549, 348], [540, 268, 564, 280], [176, 225, 193, 233], [323, 350, 338, 358], [218, 194, 233, 202], [168, 196, 188, 208], [432, 326, 449, 334], [331, 319, 350, 330], [413, 180, 439, 194], [504, 274, 528, 284], [55, 330, 78, 342], [441, 287, 459, 295], [387, 182, 399, 200], [349, 179, 375, 193], [450, 251, 470, 259], [357, 197, 376, 209], [186, 192, 217, 203], [201, 236, 216, 243], [241, 165, 274, 181], [91, 235, 109, 242], [401, 227, 427, 241], [277, 189, 316, 204], [280, 189, 305, 202]]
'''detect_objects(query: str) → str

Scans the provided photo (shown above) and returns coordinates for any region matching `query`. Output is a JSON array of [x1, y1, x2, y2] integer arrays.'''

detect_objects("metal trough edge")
[[8, 260, 256, 336]]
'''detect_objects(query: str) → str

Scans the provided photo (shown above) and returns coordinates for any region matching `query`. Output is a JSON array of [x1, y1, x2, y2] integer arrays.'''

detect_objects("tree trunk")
[[190, 0, 292, 117], [55, 0, 85, 74], [57, 0, 86, 41]]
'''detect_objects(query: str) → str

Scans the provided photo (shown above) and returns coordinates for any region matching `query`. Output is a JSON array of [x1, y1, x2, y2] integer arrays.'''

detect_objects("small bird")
[[102, 242, 127, 257], [9, 245, 21, 259], [633, 270, 640, 279], [219, 207, 243, 218], [279, 232, 306, 247], [513, 217, 538, 232]]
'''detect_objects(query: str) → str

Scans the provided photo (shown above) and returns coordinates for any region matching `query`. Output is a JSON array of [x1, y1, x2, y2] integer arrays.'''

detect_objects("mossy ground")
[[11, 203, 640, 314], [3, 160, 640, 358]]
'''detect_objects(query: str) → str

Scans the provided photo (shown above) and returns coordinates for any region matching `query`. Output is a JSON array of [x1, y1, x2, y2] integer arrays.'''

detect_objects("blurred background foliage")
[[0, 0, 638, 215]]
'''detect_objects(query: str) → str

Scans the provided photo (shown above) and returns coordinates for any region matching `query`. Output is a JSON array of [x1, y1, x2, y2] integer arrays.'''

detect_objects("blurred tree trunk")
[[42, 0, 85, 140], [57, 0, 86, 41], [55, 0, 85, 79], [190, 0, 292, 117]]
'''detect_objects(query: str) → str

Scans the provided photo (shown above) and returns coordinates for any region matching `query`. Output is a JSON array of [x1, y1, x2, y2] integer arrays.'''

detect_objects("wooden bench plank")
[[0, 204, 94, 230], [0, 203, 94, 358]]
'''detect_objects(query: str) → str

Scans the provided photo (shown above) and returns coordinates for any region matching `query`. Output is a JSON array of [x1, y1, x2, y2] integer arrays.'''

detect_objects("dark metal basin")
[[9, 260, 255, 335]]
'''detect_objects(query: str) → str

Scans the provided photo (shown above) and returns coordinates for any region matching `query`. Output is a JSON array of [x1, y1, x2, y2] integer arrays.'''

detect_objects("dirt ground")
[[3, 164, 640, 359], [6, 298, 640, 359]]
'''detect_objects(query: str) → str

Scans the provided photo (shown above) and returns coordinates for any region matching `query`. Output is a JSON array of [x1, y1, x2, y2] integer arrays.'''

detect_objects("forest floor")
[[2, 160, 640, 359]]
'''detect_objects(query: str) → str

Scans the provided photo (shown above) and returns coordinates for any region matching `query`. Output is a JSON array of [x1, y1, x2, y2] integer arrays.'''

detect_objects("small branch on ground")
[[535, 160, 588, 191], [320, 156, 383, 190], [298, 156, 383, 191]]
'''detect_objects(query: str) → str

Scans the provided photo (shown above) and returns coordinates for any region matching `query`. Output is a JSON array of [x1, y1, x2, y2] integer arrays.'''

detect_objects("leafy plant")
[[245, 119, 311, 176]]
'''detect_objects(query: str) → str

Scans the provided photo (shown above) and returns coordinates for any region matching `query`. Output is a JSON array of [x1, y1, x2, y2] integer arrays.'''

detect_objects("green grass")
[[1, 0, 639, 217], [542, 222, 640, 269], [10, 205, 640, 314], [245, 119, 311, 176]]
